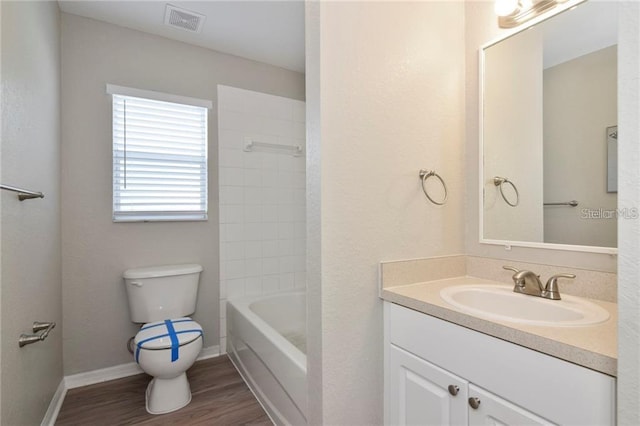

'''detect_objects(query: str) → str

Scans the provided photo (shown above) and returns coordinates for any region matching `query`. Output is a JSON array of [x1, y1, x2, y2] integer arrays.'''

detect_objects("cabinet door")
[[467, 384, 556, 426], [388, 344, 468, 426]]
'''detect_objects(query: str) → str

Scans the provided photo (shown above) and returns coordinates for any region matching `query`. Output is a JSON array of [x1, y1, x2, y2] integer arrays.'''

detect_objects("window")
[[107, 85, 211, 222]]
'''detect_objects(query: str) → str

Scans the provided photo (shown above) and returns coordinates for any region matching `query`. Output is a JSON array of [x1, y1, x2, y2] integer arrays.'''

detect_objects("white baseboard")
[[64, 345, 221, 390], [40, 379, 67, 426], [64, 361, 143, 390]]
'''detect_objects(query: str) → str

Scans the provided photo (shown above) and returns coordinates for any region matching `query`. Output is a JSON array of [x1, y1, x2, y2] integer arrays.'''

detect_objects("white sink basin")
[[440, 284, 610, 327]]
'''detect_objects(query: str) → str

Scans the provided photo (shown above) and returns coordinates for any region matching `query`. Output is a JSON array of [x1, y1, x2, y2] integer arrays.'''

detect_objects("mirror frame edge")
[[477, 0, 618, 256]]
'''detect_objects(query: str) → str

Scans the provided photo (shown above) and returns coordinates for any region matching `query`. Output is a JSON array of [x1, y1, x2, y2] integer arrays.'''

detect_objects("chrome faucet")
[[503, 266, 575, 300]]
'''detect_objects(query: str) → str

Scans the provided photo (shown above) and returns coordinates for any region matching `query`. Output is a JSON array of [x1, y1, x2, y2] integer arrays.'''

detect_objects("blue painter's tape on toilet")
[[134, 317, 203, 363], [165, 319, 179, 361]]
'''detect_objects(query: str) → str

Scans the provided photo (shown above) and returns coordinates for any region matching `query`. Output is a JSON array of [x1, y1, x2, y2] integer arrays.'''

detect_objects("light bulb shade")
[[520, 0, 534, 9], [494, 0, 519, 16]]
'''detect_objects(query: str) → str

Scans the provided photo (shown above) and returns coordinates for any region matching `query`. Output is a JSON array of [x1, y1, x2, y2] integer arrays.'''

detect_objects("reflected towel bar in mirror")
[[544, 200, 579, 207], [0, 184, 44, 201]]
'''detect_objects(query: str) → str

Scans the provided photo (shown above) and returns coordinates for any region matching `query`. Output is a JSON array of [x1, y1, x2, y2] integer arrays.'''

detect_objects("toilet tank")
[[124, 264, 202, 323]]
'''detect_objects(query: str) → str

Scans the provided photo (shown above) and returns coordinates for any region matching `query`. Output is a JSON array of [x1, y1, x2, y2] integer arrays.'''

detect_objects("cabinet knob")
[[447, 385, 459, 396], [468, 397, 481, 409]]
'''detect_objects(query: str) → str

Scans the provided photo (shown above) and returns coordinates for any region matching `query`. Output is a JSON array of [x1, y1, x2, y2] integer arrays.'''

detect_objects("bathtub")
[[227, 291, 307, 425]]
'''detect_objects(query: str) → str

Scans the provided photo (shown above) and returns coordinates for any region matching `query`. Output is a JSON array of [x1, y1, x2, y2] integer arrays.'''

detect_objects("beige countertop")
[[381, 276, 617, 377]]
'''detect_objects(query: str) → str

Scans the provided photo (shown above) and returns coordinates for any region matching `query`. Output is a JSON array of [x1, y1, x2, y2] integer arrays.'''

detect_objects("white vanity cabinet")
[[388, 344, 550, 425], [467, 384, 550, 426], [384, 302, 616, 426], [389, 344, 469, 425]]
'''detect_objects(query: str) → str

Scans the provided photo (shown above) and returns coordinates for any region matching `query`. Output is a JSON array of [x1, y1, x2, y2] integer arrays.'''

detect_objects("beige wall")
[[483, 29, 544, 242], [464, 1, 616, 272], [61, 13, 304, 375], [617, 2, 640, 423], [306, 2, 465, 423], [543, 46, 617, 247], [1, 1, 62, 424]]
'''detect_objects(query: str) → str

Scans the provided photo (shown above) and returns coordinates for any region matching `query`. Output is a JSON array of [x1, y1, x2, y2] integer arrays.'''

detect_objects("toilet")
[[123, 264, 204, 415]]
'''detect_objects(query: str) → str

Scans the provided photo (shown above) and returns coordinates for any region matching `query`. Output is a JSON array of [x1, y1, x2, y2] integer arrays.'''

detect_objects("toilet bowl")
[[124, 263, 204, 414], [134, 317, 204, 414]]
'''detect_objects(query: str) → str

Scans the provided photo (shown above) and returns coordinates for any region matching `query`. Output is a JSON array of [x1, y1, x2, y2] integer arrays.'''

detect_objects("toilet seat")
[[134, 317, 203, 363]]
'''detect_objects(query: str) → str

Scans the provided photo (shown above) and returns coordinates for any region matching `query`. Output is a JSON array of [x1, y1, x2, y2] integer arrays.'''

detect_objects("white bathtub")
[[227, 291, 307, 425]]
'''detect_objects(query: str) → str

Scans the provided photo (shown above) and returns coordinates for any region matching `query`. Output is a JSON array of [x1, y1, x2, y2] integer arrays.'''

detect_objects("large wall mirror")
[[480, 0, 619, 253]]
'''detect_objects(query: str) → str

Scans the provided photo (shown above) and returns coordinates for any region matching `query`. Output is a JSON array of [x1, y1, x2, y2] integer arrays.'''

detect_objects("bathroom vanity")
[[381, 1, 621, 423], [382, 2, 620, 423], [381, 273, 617, 426]]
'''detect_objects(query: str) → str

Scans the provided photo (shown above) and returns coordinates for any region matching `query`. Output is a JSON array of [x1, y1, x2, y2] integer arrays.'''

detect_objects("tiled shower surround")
[[217, 85, 306, 352]]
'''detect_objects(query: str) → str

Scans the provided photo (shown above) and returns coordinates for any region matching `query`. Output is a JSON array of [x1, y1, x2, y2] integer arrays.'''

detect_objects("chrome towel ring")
[[493, 176, 519, 207], [419, 169, 447, 205]]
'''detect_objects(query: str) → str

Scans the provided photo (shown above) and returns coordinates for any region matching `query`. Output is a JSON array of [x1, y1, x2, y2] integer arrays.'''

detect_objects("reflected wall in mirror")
[[481, 0, 618, 251]]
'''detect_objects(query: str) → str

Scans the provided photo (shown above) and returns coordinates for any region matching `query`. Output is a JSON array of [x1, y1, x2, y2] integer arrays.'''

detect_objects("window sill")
[[113, 215, 208, 223]]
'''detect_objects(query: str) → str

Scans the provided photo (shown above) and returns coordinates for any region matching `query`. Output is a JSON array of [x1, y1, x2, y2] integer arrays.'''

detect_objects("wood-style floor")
[[56, 356, 272, 425]]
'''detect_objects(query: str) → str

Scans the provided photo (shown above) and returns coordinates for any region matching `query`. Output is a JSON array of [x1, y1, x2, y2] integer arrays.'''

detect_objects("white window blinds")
[[109, 86, 210, 222]]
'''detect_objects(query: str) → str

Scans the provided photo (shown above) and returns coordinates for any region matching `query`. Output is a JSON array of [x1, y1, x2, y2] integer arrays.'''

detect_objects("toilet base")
[[145, 373, 192, 415]]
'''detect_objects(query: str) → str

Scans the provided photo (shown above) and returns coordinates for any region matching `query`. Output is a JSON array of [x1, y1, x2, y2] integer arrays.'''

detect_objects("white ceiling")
[[58, 1, 305, 73]]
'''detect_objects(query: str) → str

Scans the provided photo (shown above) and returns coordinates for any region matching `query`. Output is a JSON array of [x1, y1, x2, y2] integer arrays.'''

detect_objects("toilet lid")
[[135, 317, 203, 351]]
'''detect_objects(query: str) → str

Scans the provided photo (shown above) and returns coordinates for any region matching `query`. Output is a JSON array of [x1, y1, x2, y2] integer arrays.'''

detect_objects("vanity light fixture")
[[494, 0, 519, 17], [494, 0, 569, 28]]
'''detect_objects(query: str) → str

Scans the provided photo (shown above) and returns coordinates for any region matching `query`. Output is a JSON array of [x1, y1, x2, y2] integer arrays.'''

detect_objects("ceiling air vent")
[[164, 4, 206, 33]]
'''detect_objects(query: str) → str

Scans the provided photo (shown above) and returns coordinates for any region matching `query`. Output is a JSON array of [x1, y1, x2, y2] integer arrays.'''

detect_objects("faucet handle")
[[504, 266, 528, 289], [503, 265, 520, 274], [545, 273, 576, 300]]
